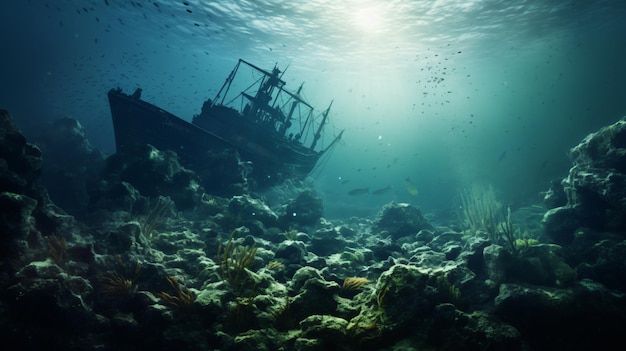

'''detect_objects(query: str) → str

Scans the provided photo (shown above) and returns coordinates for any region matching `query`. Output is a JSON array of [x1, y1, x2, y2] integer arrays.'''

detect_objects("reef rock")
[[544, 117, 626, 237], [483, 243, 576, 287], [542, 117, 626, 293], [36, 117, 105, 217], [289, 266, 341, 322], [299, 315, 349, 349], [280, 189, 324, 228], [94, 144, 203, 210], [0, 109, 47, 205], [494, 279, 626, 350], [372, 202, 433, 239], [227, 194, 279, 230]]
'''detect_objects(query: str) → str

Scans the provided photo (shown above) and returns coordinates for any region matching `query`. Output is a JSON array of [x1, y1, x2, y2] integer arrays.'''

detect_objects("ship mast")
[[310, 100, 333, 150], [280, 83, 304, 136], [212, 60, 241, 106]]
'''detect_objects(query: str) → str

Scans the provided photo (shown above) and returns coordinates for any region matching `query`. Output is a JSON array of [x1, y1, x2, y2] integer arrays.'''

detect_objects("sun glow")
[[351, 7, 385, 33]]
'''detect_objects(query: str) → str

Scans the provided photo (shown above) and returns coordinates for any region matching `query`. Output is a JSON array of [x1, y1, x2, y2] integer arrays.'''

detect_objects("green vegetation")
[[457, 184, 503, 241], [138, 196, 173, 239], [216, 230, 258, 296], [283, 228, 299, 240], [156, 275, 196, 310], [98, 258, 142, 296], [457, 184, 533, 255]]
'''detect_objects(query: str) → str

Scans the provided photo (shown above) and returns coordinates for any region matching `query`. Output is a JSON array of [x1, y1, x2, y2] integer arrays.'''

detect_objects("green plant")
[[283, 228, 299, 241], [457, 184, 504, 241], [139, 196, 172, 239], [98, 259, 142, 295], [498, 206, 519, 255], [156, 275, 196, 310], [217, 230, 258, 296]]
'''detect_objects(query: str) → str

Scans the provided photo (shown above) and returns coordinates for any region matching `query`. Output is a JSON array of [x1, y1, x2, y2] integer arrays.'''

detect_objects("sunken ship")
[[108, 59, 343, 189]]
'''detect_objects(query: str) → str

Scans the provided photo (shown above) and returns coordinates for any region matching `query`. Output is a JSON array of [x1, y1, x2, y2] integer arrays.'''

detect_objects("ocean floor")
[[2, 109, 626, 351]]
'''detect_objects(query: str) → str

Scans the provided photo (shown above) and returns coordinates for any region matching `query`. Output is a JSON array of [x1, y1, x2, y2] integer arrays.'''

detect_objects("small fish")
[[372, 186, 392, 195], [404, 178, 419, 196], [347, 187, 369, 196]]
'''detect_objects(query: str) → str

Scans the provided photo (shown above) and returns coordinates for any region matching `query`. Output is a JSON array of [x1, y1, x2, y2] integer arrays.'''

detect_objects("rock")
[[280, 190, 324, 228], [484, 243, 576, 287], [368, 236, 405, 261], [0, 109, 47, 205], [299, 315, 349, 348], [192, 148, 249, 196], [543, 179, 568, 209], [274, 240, 308, 264], [293, 337, 324, 351], [5, 259, 100, 349], [96, 144, 203, 210], [516, 244, 576, 287], [373, 202, 433, 239], [431, 303, 523, 351], [373, 264, 435, 328], [574, 235, 626, 291], [89, 180, 146, 213], [309, 225, 348, 256], [543, 117, 626, 238], [541, 206, 580, 245], [483, 244, 514, 284], [0, 192, 44, 260], [35, 117, 105, 217], [227, 194, 279, 229], [289, 267, 341, 321], [494, 280, 626, 350], [570, 117, 626, 171]]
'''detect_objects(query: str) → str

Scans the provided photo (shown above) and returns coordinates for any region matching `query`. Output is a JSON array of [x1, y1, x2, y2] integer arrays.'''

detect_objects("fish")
[[372, 186, 392, 195], [347, 187, 369, 196], [404, 178, 419, 196]]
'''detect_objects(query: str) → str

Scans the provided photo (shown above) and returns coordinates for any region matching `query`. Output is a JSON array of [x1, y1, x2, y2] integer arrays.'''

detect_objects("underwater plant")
[[98, 259, 142, 295], [156, 275, 196, 310], [216, 229, 258, 296], [457, 184, 504, 241], [282, 228, 299, 240], [498, 206, 520, 255], [138, 195, 172, 239]]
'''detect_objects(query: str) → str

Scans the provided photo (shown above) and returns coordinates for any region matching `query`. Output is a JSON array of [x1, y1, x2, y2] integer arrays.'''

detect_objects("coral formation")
[[2, 110, 626, 350]]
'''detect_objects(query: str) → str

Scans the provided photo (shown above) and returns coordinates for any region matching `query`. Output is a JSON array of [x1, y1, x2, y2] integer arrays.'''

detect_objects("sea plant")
[[498, 206, 519, 255], [457, 184, 504, 242], [156, 275, 196, 310], [138, 196, 172, 239], [216, 229, 258, 296], [283, 228, 299, 240], [98, 258, 142, 295]]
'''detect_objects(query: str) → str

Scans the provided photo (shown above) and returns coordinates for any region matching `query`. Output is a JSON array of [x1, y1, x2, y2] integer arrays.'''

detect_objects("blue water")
[[1, 0, 625, 218]]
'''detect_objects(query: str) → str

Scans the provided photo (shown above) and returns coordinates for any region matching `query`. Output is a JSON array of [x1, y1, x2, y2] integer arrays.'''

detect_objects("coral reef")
[[2, 109, 626, 351]]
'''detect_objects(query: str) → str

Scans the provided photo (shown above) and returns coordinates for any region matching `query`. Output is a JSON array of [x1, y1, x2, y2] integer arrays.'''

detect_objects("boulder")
[[372, 202, 433, 239]]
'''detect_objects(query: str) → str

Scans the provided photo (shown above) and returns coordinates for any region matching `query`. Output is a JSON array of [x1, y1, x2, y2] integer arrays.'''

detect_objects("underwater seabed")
[[2, 108, 626, 351]]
